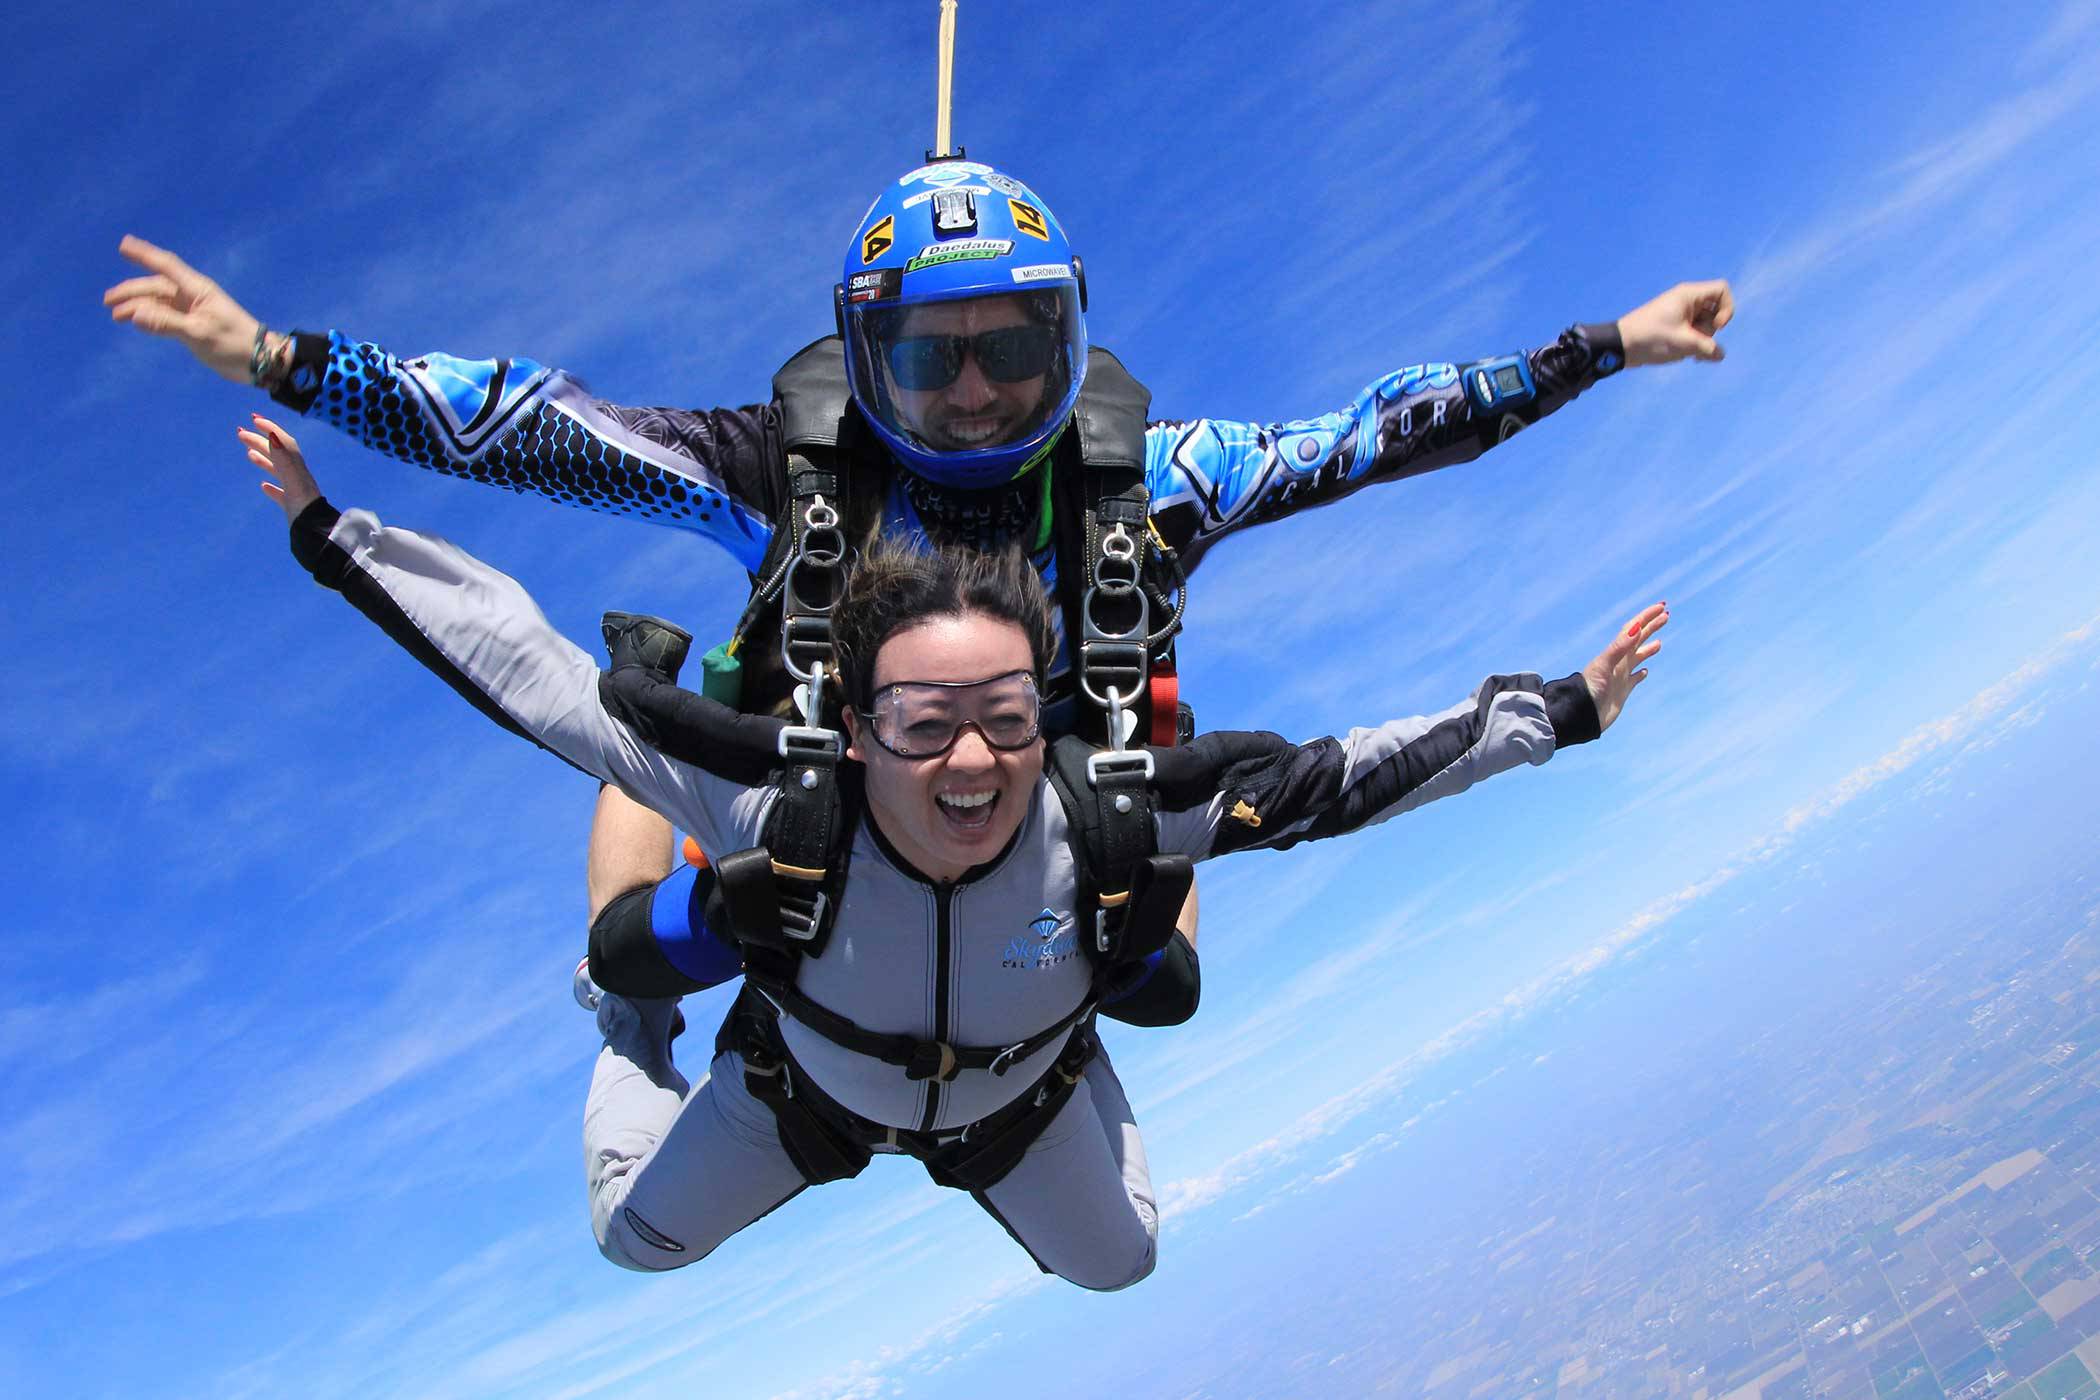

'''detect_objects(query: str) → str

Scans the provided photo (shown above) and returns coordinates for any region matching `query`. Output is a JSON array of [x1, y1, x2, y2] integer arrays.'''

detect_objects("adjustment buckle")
[[780, 613, 835, 685], [779, 726, 843, 762], [775, 886, 829, 944], [905, 1040, 962, 1083], [1094, 905, 1119, 955], [988, 1041, 1029, 1078], [743, 1051, 796, 1100], [1078, 638, 1147, 712], [1084, 748, 1155, 787]]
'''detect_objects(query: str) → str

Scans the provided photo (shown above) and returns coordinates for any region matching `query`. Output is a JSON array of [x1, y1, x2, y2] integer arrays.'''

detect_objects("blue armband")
[[650, 862, 744, 986]]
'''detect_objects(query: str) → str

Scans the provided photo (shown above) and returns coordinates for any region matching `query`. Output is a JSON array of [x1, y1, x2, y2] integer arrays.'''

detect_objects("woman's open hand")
[[1583, 602, 1668, 732], [236, 415, 320, 521]]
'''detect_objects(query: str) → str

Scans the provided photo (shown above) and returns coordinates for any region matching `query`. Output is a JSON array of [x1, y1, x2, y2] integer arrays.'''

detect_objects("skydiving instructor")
[[104, 157, 1733, 997]]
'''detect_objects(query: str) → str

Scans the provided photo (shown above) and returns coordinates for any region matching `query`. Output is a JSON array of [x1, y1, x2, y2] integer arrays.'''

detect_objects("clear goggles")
[[862, 670, 1042, 757]]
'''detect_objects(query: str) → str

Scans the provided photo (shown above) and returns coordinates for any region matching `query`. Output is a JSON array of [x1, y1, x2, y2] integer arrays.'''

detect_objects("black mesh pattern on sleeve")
[[294, 335, 782, 564]]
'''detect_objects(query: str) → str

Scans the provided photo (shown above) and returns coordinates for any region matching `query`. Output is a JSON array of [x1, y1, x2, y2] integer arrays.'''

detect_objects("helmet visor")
[[847, 286, 1083, 465]]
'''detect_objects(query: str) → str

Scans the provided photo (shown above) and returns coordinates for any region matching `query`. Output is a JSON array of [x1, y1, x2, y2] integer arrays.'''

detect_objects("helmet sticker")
[[1009, 263, 1072, 284], [902, 183, 992, 208], [861, 216, 895, 264], [982, 172, 1027, 197], [903, 238, 1014, 273], [1008, 200, 1050, 240], [846, 268, 902, 303], [897, 161, 993, 186]]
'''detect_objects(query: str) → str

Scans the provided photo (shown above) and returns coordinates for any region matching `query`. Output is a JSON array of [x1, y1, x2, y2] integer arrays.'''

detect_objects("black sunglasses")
[[884, 324, 1060, 392]]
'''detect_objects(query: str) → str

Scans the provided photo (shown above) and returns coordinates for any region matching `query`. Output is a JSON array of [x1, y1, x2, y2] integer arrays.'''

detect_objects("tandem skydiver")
[[234, 413, 1667, 1288], [106, 157, 1731, 1005]]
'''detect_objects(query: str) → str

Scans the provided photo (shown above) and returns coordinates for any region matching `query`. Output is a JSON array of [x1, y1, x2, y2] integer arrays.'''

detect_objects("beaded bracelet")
[[248, 325, 275, 387]]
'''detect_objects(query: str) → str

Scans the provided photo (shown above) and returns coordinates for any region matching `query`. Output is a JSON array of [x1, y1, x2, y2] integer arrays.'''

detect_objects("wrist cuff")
[[1579, 322, 1625, 377], [268, 332, 334, 413], [289, 497, 343, 579], [1543, 673, 1602, 747]]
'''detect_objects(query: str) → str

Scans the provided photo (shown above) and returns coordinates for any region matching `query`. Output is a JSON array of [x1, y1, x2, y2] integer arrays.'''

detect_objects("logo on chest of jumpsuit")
[[1004, 908, 1079, 970]]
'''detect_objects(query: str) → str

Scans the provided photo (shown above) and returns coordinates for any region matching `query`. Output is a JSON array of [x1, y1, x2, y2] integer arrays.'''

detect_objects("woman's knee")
[[595, 1199, 704, 1273], [1062, 1234, 1158, 1292]]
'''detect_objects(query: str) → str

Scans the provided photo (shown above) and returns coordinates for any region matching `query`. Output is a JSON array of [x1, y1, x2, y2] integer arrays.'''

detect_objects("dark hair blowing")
[[832, 539, 1058, 709]]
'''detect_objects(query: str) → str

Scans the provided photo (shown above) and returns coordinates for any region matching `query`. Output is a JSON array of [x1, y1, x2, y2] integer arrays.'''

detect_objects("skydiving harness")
[[722, 336, 1190, 747], [710, 718, 1194, 1192], [703, 336, 1194, 1190]]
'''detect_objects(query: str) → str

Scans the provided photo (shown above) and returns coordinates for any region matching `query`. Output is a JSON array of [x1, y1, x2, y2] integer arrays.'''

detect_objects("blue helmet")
[[838, 160, 1088, 489]]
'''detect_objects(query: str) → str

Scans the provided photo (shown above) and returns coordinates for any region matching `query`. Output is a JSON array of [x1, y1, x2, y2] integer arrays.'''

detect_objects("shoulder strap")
[[1045, 735, 1191, 969], [714, 752, 861, 974], [773, 336, 855, 451], [730, 338, 883, 719], [1051, 349, 1188, 749], [1070, 346, 1149, 471], [712, 339, 869, 964]]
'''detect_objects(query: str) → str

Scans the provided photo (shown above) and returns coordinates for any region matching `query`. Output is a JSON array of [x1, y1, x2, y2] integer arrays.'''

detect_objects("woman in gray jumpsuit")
[[239, 415, 1667, 1291]]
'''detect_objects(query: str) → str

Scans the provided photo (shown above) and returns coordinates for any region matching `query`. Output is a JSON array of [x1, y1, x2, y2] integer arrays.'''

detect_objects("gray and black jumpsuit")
[[291, 497, 1606, 1289]]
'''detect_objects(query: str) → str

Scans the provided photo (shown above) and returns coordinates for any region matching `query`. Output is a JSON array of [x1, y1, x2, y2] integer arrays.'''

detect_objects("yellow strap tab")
[[1098, 888, 1130, 908], [771, 859, 828, 882]]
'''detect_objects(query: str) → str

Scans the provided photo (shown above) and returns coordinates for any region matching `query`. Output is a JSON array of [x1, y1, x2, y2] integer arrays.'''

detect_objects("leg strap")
[[922, 1022, 1099, 1193], [715, 988, 870, 1186]]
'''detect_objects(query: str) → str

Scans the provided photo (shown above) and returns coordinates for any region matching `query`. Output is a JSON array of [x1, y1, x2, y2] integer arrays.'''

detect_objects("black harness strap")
[[713, 415, 858, 960], [775, 458, 846, 700], [1045, 735, 1192, 969], [697, 338, 1182, 1189], [717, 987, 871, 1185], [742, 970, 1100, 1083], [1046, 345, 1187, 749], [715, 986, 1098, 1193]]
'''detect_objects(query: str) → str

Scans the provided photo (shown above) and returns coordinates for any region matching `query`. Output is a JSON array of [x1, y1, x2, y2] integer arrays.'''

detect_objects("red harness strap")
[[1147, 666, 1179, 747]]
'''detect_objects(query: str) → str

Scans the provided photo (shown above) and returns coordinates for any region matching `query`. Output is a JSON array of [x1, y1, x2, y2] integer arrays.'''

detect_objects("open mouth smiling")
[[936, 788, 999, 830]]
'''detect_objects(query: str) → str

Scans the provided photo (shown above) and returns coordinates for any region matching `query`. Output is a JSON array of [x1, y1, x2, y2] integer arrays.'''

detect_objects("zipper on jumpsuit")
[[917, 881, 956, 1134]]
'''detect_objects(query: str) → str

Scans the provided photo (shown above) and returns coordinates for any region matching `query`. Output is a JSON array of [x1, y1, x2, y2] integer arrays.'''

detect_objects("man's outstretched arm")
[[1145, 281, 1734, 570], [109, 237, 781, 573]]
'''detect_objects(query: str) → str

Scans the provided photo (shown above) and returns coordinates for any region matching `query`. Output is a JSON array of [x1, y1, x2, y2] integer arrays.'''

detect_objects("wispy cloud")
[[1740, 49, 2100, 307], [760, 1273, 1048, 1400], [2028, 0, 2100, 66], [1150, 610, 2100, 1221]]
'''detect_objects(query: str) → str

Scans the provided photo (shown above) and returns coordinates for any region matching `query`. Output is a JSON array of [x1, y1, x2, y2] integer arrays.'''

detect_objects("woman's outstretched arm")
[[1151, 604, 1668, 861], [239, 417, 768, 855]]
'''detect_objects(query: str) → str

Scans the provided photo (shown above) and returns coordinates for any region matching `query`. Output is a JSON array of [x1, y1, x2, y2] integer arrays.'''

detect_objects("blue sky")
[[8, 1, 2100, 1395]]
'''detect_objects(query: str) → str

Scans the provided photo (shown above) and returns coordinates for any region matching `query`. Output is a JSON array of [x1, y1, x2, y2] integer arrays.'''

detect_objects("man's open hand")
[[105, 236, 264, 383]]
